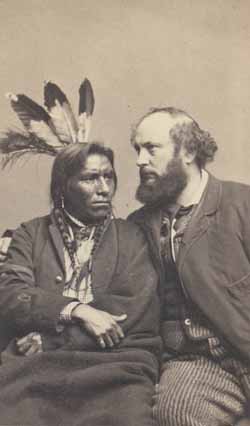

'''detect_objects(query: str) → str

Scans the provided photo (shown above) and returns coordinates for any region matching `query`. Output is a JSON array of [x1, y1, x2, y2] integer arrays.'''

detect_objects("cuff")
[[59, 301, 82, 322]]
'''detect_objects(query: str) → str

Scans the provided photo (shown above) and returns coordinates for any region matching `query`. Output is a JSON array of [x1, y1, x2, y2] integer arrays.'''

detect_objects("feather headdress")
[[0, 79, 95, 168]]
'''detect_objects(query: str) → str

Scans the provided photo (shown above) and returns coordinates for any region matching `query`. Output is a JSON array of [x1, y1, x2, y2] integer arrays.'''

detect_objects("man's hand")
[[71, 304, 127, 349], [16, 332, 43, 356]]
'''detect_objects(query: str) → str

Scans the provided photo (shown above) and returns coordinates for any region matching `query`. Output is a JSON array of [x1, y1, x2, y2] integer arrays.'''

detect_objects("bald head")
[[132, 107, 193, 140], [133, 110, 192, 152]]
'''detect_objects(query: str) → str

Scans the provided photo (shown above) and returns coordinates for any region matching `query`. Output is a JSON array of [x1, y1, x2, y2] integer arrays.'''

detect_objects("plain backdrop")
[[0, 0, 249, 234]]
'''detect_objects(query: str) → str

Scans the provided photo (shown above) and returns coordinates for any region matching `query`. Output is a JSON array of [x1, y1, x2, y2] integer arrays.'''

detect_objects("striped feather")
[[44, 82, 78, 144], [6, 93, 60, 147], [78, 79, 95, 142]]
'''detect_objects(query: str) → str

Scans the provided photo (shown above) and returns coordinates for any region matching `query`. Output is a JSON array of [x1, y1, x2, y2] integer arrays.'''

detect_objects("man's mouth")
[[140, 171, 157, 183], [92, 201, 110, 207]]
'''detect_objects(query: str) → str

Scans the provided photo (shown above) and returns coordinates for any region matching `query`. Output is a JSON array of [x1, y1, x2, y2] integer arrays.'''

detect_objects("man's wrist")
[[71, 303, 90, 321], [60, 301, 82, 322]]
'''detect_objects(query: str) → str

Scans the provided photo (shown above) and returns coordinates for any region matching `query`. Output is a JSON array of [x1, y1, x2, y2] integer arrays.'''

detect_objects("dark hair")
[[50, 142, 117, 207], [131, 107, 218, 169]]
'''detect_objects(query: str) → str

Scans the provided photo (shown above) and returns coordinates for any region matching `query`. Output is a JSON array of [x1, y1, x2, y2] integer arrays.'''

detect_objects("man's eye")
[[148, 146, 157, 154], [80, 175, 98, 182], [104, 173, 114, 181]]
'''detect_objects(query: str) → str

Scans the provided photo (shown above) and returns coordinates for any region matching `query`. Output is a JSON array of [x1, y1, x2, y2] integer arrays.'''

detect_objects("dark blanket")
[[0, 217, 161, 426], [0, 346, 157, 426]]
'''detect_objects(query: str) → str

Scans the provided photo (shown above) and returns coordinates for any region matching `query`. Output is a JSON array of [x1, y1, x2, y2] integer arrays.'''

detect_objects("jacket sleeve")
[[0, 220, 75, 338]]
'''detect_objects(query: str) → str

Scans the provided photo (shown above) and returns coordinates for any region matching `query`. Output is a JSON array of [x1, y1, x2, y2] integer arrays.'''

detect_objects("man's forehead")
[[135, 112, 191, 143], [82, 154, 112, 172]]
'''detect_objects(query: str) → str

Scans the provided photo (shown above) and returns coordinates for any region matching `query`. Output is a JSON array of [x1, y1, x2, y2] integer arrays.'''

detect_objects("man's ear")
[[180, 146, 197, 165], [186, 151, 197, 165]]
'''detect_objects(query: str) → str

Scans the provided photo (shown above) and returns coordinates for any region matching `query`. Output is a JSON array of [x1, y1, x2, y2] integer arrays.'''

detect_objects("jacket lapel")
[[91, 220, 118, 294], [132, 207, 164, 274], [48, 219, 65, 274], [177, 174, 222, 269]]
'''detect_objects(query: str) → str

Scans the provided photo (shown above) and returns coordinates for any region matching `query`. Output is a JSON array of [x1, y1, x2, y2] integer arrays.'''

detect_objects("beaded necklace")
[[53, 207, 111, 294]]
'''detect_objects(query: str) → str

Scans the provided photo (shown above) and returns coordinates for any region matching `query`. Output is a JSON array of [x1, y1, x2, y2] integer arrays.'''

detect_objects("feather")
[[0, 130, 57, 169], [44, 82, 78, 144], [1, 149, 38, 169], [6, 93, 60, 148], [78, 78, 95, 142]]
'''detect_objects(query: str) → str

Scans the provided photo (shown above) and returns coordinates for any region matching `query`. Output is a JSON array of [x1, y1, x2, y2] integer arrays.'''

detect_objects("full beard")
[[136, 158, 188, 207]]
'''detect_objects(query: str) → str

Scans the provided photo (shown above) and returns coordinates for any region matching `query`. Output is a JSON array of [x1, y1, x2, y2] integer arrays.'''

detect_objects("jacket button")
[[0, 272, 7, 278], [55, 323, 65, 333], [17, 293, 31, 302], [184, 318, 191, 326], [55, 275, 63, 284]]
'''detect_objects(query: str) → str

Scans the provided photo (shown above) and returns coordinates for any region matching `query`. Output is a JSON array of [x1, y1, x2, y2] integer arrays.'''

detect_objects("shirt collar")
[[183, 169, 208, 207]]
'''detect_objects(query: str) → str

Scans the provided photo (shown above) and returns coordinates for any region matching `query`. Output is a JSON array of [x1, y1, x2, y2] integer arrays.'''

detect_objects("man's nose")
[[97, 177, 109, 194], [136, 148, 149, 167]]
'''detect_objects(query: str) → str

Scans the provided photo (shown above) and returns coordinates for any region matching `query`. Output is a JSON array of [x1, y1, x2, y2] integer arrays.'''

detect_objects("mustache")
[[139, 168, 158, 180]]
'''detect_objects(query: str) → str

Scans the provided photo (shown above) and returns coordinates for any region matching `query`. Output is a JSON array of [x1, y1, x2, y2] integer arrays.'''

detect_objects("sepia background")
[[0, 0, 249, 234]]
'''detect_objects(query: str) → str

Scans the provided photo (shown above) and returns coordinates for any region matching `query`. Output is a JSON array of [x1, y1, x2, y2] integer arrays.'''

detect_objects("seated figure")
[[0, 142, 161, 426]]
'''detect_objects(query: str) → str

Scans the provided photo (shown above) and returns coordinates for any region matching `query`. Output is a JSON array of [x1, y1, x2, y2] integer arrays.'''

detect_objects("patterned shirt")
[[60, 211, 96, 322]]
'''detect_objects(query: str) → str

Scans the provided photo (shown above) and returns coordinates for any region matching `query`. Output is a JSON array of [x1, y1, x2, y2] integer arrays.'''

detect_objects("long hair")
[[50, 142, 117, 208]]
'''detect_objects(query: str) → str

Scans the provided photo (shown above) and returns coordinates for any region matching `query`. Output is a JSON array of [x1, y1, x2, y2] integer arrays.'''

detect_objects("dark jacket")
[[129, 174, 250, 364], [0, 215, 161, 354], [0, 215, 161, 426]]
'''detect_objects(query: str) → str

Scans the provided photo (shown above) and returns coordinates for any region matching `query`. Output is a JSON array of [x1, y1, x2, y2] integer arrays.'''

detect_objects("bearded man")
[[129, 107, 250, 426]]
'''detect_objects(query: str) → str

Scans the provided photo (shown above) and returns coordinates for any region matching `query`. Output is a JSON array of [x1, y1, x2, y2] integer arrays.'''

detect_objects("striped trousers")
[[153, 356, 248, 426]]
